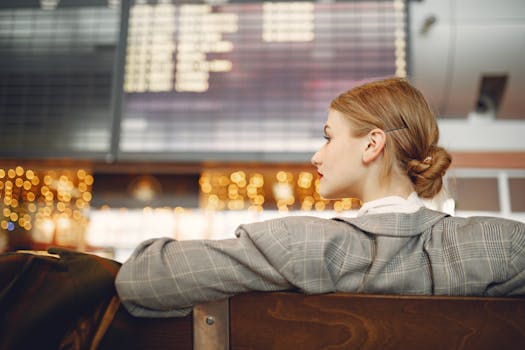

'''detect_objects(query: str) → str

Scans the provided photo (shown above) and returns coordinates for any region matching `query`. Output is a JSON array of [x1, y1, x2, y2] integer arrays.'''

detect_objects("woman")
[[115, 78, 525, 318]]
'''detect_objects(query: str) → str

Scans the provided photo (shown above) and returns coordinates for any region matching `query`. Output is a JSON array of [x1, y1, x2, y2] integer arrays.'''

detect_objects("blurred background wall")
[[0, 0, 523, 260]]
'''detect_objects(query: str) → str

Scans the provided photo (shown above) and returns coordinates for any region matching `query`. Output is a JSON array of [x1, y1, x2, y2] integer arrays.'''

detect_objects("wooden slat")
[[193, 298, 230, 350], [229, 292, 525, 350], [450, 151, 525, 169]]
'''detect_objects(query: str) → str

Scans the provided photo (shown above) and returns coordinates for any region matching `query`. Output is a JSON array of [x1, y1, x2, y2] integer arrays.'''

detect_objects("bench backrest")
[[103, 292, 525, 349]]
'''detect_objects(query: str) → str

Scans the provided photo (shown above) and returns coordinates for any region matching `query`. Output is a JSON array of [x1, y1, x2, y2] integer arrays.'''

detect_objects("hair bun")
[[407, 146, 452, 198]]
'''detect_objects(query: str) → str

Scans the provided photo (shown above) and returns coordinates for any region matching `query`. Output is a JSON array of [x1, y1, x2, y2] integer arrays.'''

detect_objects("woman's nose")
[[311, 150, 321, 166]]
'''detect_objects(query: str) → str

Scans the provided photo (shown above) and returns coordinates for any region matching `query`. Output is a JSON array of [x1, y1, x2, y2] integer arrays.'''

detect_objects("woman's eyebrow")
[[323, 125, 330, 134]]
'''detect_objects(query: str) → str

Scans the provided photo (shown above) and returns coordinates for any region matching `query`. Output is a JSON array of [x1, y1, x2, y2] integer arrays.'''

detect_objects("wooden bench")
[[5, 251, 523, 349], [105, 292, 525, 350]]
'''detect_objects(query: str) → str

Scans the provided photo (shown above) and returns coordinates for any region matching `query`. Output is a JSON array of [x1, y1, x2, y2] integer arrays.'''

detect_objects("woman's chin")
[[319, 191, 336, 200], [320, 190, 356, 201]]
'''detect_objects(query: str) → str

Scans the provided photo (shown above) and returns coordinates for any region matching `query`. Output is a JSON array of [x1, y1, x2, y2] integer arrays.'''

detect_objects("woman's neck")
[[361, 172, 414, 203]]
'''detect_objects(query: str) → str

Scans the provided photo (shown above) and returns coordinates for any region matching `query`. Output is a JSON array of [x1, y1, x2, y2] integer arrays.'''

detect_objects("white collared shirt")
[[357, 191, 455, 217], [356, 192, 424, 217]]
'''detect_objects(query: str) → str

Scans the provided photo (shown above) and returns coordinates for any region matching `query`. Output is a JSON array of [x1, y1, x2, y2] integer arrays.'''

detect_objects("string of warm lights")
[[0, 166, 93, 248], [1, 166, 361, 252], [199, 169, 361, 213]]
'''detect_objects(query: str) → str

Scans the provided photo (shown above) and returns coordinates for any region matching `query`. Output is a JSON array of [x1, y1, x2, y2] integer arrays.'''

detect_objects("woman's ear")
[[362, 128, 386, 164]]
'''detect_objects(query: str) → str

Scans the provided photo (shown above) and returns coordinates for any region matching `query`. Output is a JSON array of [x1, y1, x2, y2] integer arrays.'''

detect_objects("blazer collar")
[[333, 207, 450, 237]]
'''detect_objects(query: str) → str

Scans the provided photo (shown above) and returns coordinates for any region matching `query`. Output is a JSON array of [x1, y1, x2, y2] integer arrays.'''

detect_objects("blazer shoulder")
[[442, 214, 525, 233], [238, 215, 353, 237]]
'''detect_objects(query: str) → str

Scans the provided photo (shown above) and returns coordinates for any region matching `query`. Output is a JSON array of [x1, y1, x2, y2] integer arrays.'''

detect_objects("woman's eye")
[[323, 135, 331, 142]]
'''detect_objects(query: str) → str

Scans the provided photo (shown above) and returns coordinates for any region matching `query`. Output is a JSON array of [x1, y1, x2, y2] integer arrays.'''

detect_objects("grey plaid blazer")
[[115, 208, 525, 317]]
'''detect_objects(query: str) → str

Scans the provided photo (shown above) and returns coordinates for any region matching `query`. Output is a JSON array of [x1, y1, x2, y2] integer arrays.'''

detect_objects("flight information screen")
[[120, 0, 407, 161]]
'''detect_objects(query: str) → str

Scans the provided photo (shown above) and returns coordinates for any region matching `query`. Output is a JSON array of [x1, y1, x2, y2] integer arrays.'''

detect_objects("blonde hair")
[[330, 77, 451, 198]]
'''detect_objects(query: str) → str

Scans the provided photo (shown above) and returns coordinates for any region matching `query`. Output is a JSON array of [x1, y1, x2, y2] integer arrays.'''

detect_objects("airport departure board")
[[120, 0, 407, 161], [0, 0, 120, 159]]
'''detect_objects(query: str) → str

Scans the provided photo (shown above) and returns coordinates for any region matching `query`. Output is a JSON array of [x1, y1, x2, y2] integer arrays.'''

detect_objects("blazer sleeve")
[[487, 218, 525, 296], [115, 226, 294, 318]]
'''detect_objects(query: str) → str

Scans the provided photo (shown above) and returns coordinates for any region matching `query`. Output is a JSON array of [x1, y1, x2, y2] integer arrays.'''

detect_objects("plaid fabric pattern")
[[115, 208, 525, 317]]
